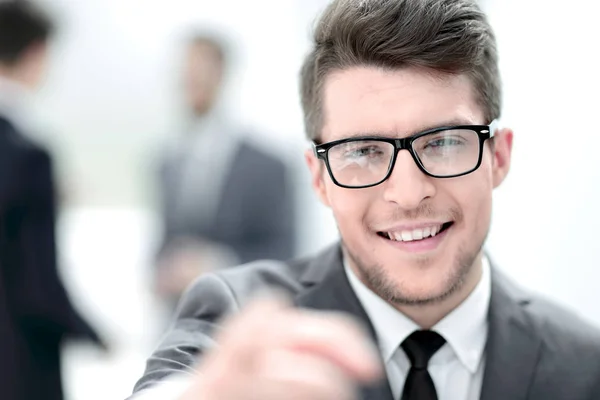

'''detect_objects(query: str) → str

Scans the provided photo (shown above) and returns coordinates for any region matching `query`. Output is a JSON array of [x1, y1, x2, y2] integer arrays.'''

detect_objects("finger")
[[198, 294, 293, 400], [253, 349, 359, 400], [272, 311, 383, 382], [204, 293, 291, 374]]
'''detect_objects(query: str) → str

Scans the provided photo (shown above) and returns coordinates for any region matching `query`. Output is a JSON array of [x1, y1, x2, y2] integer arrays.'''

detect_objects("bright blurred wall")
[[23, 0, 600, 399], [37, 0, 338, 255]]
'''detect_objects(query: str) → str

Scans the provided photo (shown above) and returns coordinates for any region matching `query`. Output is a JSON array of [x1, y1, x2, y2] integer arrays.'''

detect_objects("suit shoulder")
[[0, 119, 45, 152], [520, 293, 600, 395], [177, 256, 311, 319], [214, 256, 309, 304], [0, 123, 50, 197], [0, 123, 40, 155], [526, 292, 600, 355]]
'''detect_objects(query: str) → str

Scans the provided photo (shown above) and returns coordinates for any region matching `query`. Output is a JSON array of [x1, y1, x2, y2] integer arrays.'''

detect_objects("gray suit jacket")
[[157, 137, 296, 264], [133, 244, 600, 399]]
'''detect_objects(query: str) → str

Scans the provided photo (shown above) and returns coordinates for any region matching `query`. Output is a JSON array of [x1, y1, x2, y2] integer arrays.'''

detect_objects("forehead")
[[186, 42, 222, 65], [321, 66, 484, 142]]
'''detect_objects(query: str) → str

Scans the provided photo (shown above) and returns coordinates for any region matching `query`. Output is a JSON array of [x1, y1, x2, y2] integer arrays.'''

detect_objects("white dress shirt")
[[166, 111, 241, 232], [345, 257, 491, 400], [0, 76, 33, 131], [132, 257, 491, 400]]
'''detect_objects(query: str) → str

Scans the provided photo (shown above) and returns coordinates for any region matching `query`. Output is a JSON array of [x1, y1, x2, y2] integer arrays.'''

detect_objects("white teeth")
[[385, 224, 444, 242]]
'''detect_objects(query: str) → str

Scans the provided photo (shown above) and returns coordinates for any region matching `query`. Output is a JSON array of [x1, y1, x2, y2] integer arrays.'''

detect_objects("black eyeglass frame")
[[312, 120, 498, 189]]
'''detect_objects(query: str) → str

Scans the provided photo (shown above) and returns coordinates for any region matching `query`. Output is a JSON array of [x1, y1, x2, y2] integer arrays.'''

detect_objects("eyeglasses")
[[313, 120, 498, 189]]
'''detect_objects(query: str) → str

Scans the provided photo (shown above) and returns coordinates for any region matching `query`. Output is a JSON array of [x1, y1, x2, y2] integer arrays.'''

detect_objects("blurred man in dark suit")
[[153, 33, 296, 308], [0, 2, 103, 399]]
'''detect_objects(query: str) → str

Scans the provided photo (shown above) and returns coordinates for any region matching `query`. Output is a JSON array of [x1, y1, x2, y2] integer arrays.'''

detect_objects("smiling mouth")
[[377, 222, 454, 242]]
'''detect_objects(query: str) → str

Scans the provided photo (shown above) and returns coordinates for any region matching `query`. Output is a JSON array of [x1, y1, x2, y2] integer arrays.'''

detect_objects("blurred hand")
[[179, 296, 383, 400], [155, 237, 239, 298], [155, 247, 207, 297]]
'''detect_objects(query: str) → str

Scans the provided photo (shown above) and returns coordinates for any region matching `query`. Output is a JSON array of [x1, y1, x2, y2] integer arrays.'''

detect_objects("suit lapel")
[[480, 267, 542, 400], [293, 246, 543, 400], [294, 245, 394, 400]]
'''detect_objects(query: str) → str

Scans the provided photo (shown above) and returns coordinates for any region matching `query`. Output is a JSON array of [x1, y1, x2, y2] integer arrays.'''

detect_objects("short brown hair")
[[300, 0, 501, 141], [187, 33, 227, 66], [0, 0, 54, 65]]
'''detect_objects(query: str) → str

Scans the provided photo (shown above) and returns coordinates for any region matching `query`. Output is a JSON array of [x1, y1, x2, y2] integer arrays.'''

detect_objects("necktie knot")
[[401, 330, 446, 370]]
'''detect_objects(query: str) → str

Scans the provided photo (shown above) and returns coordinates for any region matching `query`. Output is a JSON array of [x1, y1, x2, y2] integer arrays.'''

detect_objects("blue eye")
[[347, 146, 383, 157], [426, 137, 464, 148]]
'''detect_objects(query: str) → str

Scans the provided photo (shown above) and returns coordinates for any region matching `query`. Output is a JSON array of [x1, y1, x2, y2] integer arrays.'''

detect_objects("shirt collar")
[[345, 255, 491, 374]]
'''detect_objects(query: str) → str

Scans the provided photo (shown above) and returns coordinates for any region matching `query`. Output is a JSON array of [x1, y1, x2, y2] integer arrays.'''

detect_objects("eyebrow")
[[338, 118, 479, 140]]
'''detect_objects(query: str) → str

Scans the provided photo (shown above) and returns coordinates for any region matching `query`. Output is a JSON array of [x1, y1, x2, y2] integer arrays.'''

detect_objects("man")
[[0, 2, 103, 399], [154, 33, 296, 307], [131, 1, 600, 399]]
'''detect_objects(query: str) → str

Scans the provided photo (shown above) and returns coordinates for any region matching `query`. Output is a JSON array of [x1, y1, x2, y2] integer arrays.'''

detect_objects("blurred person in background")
[[153, 32, 296, 310], [129, 1, 600, 399], [0, 1, 104, 399]]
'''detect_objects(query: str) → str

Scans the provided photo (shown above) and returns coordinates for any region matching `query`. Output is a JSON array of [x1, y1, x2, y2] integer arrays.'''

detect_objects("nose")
[[382, 149, 436, 208]]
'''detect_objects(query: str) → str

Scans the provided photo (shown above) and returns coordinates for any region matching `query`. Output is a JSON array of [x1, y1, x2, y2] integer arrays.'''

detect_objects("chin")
[[351, 245, 468, 305], [387, 263, 459, 303]]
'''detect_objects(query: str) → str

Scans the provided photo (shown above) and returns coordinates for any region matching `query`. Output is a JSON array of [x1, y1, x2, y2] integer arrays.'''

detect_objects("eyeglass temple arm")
[[312, 142, 327, 158]]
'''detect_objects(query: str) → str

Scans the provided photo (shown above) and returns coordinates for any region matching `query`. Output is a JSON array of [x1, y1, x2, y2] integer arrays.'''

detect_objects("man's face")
[[183, 42, 223, 115], [9, 42, 49, 90], [306, 66, 513, 305]]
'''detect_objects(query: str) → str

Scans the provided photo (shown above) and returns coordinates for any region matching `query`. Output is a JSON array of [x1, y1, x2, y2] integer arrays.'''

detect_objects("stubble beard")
[[344, 229, 488, 307]]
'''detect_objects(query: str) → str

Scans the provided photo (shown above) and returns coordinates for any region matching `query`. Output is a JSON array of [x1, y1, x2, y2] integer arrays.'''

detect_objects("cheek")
[[325, 183, 376, 230], [452, 169, 494, 233]]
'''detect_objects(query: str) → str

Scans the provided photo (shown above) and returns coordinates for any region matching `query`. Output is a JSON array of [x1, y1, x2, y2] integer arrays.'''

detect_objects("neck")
[[0, 66, 33, 91], [395, 254, 484, 329]]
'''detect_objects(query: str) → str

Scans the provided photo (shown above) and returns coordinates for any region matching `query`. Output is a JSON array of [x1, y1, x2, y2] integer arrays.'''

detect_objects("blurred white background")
[[24, 0, 600, 398]]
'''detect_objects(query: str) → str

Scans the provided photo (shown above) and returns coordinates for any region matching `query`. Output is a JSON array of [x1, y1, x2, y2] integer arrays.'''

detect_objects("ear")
[[491, 127, 514, 188], [304, 148, 331, 207]]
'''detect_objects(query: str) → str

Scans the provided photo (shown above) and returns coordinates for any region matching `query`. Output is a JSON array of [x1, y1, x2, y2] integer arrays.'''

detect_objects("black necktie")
[[400, 330, 446, 400]]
